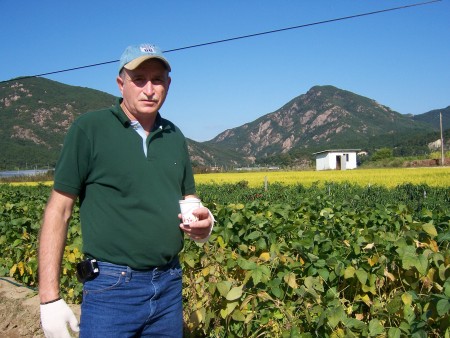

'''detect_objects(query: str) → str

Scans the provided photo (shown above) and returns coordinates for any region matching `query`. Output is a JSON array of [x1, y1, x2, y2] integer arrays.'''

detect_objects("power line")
[[1, 0, 441, 84], [163, 0, 441, 53]]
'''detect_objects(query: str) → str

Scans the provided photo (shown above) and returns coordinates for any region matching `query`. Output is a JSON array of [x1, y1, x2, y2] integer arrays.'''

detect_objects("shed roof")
[[312, 149, 361, 155]]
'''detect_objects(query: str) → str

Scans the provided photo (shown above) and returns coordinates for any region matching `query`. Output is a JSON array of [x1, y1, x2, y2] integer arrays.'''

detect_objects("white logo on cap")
[[140, 45, 155, 54]]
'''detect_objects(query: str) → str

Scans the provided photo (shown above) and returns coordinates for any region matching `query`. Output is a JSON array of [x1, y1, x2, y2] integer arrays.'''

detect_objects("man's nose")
[[142, 81, 154, 96]]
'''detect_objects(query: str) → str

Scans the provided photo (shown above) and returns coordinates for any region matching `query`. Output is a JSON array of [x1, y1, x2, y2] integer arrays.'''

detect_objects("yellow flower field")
[[7, 181, 53, 187], [5, 167, 450, 188], [194, 167, 450, 188]]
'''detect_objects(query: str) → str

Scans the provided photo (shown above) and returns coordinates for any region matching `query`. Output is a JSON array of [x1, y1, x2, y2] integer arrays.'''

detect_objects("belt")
[[91, 256, 180, 273]]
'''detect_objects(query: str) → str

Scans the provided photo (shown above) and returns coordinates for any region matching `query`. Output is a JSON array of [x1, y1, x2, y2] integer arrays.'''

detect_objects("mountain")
[[206, 85, 437, 160], [0, 77, 116, 169], [187, 139, 244, 168], [411, 106, 450, 130], [0, 78, 447, 170]]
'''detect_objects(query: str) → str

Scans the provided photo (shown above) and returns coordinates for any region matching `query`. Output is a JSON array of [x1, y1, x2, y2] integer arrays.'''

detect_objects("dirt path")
[[0, 277, 80, 337]]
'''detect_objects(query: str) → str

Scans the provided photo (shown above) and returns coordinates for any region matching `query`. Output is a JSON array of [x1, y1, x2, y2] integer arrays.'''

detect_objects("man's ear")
[[116, 75, 124, 94]]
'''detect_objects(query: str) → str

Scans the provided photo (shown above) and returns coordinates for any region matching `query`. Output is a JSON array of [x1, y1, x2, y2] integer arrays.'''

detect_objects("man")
[[38, 43, 214, 337]]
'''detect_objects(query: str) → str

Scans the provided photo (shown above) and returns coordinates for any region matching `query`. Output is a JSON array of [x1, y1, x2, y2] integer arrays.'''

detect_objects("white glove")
[[40, 299, 79, 338]]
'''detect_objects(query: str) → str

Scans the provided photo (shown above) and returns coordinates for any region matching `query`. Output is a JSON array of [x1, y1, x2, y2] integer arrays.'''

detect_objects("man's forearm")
[[38, 190, 75, 303], [38, 216, 67, 302]]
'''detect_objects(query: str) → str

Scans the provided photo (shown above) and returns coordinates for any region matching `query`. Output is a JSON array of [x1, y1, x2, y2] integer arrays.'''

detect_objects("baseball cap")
[[118, 43, 171, 73]]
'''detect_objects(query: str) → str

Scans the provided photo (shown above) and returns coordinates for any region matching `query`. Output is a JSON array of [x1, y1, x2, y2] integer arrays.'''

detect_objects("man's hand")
[[40, 299, 79, 338], [179, 206, 214, 242]]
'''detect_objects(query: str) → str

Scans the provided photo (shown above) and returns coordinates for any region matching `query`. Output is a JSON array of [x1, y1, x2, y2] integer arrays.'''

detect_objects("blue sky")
[[1, 0, 449, 142]]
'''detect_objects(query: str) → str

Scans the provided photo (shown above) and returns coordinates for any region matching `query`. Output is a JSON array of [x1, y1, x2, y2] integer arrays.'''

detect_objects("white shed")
[[313, 149, 360, 171]]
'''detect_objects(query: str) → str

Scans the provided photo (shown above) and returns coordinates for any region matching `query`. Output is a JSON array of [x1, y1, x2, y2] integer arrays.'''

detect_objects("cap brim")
[[123, 55, 171, 72]]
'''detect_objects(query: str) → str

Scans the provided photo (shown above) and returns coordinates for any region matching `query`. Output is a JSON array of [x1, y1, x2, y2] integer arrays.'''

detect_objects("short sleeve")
[[53, 122, 91, 196]]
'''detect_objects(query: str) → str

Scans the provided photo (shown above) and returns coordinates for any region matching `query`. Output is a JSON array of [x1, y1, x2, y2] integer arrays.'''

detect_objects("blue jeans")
[[79, 258, 183, 337]]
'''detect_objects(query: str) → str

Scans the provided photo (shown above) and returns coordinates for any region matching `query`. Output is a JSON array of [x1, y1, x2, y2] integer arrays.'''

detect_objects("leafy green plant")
[[181, 196, 449, 337], [1, 183, 448, 337]]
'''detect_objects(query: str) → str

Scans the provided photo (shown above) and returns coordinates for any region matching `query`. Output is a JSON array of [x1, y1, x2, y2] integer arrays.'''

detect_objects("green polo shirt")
[[53, 98, 195, 269]]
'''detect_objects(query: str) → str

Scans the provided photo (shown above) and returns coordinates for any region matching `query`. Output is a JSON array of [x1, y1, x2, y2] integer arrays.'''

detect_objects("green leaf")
[[220, 308, 228, 319], [399, 321, 411, 334], [226, 300, 238, 314], [387, 296, 402, 314], [327, 306, 345, 328], [344, 266, 356, 279], [231, 309, 246, 321], [317, 268, 330, 281], [307, 253, 319, 262], [183, 252, 196, 268], [436, 298, 450, 316], [226, 286, 243, 301], [313, 259, 326, 268], [411, 330, 428, 338], [256, 237, 267, 250], [402, 292, 413, 305], [284, 272, 298, 289], [238, 244, 248, 252], [11, 239, 22, 248], [252, 265, 270, 285], [355, 269, 368, 286], [252, 268, 263, 285], [273, 310, 284, 319], [368, 318, 384, 336], [259, 265, 271, 277], [246, 230, 261, 240], [320, 208, 334, 218], [416, 254, 428, 276], [234, 203, 245, 210], [237, 257, 257, 270], [422, 223, 437, 238], [304, 276, 323, 292], [343, 318, 366, 331], [445, 284, 450, 298], [270, 286, 283, 299], [403, 305, 415, 324], [216, 281, 231, 298], [402, 252, 418, 270], [230, 212, 244, 224], [362, 284, 376, 294], [388, 327, 401, 338]]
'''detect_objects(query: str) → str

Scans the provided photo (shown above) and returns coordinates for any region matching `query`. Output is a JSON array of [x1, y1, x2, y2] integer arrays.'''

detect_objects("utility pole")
[[440, 112, 445, 166]]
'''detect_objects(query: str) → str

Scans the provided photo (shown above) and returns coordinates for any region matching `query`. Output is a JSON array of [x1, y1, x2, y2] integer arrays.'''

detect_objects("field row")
[[3, 167, 450, 188], [195, 167, 450, 188]]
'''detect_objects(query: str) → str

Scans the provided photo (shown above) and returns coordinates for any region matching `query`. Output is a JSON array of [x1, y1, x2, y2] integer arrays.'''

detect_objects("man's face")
[[117, 59, 171, 117]]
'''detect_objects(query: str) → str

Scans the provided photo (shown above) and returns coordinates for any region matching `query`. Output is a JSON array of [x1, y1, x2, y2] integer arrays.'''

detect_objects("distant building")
[[312, 149, 360, 171]]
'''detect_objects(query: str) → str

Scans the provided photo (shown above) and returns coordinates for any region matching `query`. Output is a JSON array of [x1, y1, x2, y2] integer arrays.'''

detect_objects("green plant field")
[[0, 182, 449, 337]]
